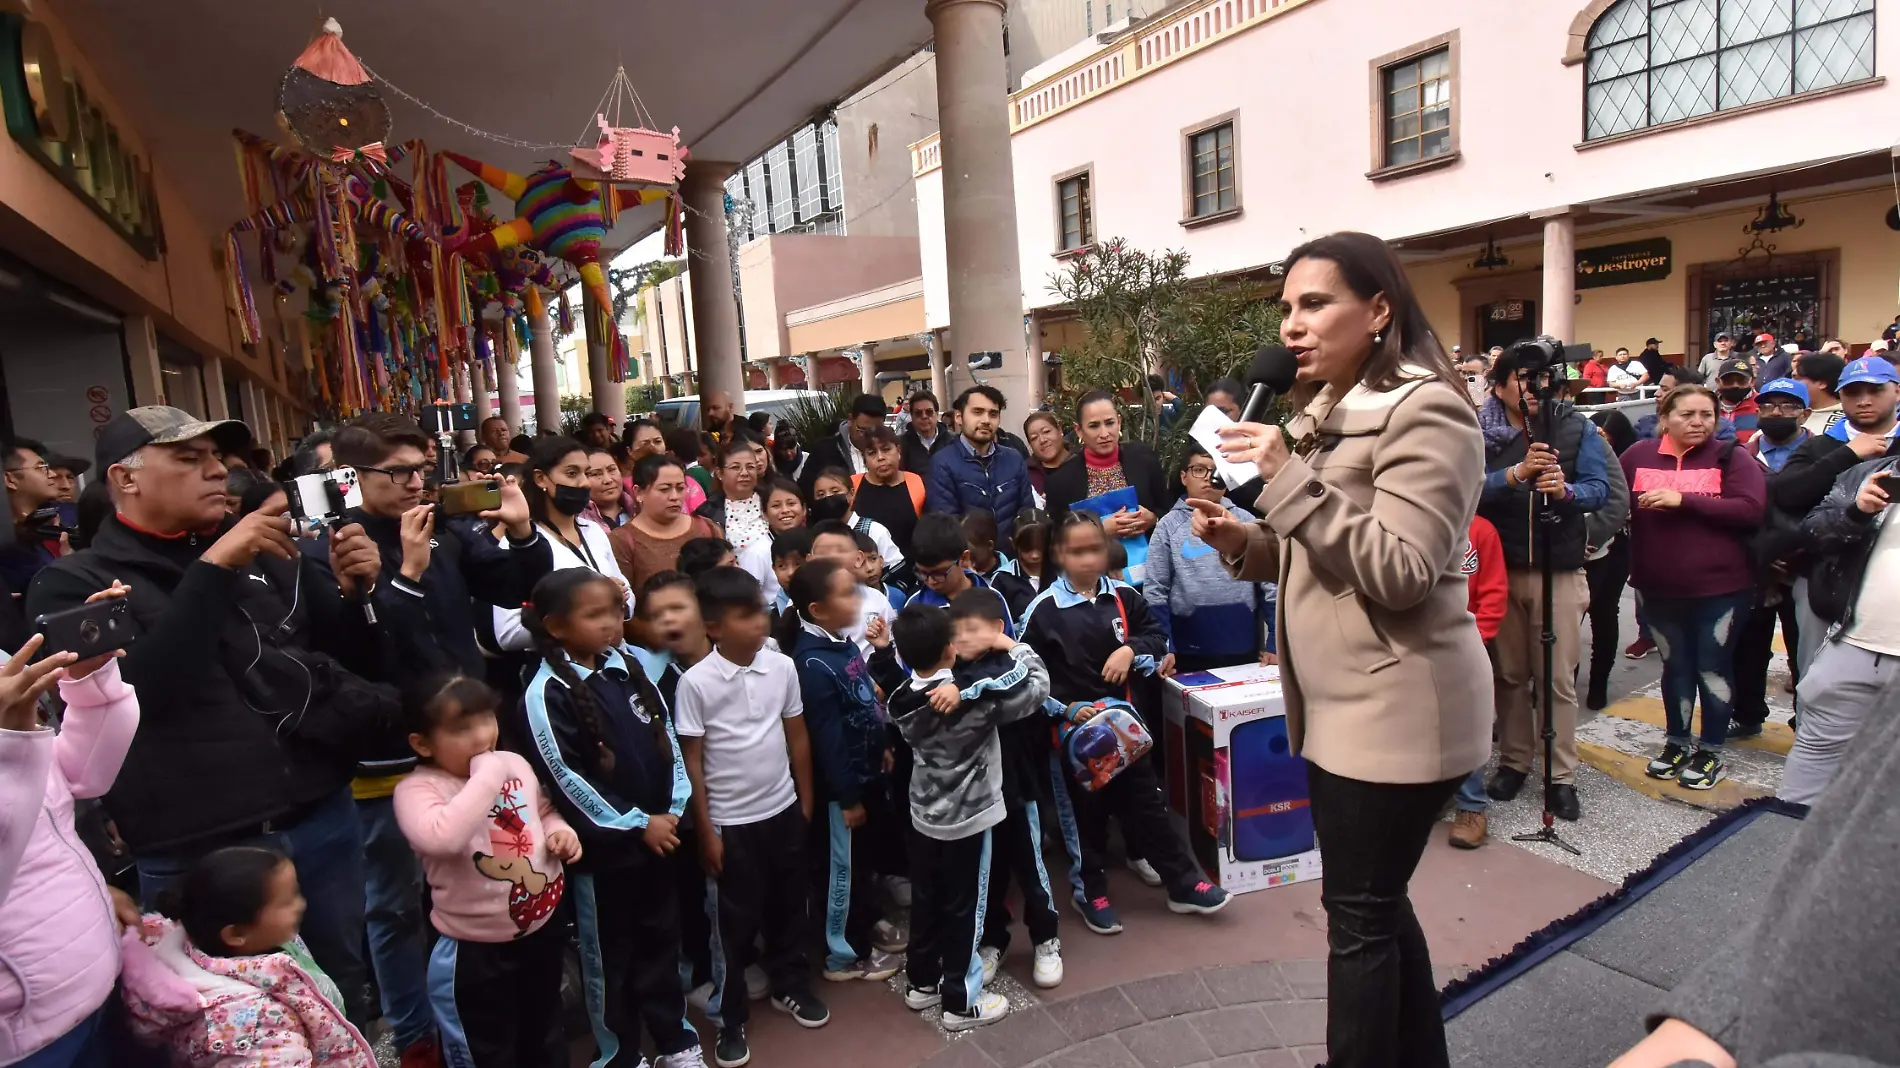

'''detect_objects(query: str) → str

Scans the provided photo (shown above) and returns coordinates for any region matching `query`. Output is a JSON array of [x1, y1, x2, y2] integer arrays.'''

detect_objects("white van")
[[648, 388, 823, 433]]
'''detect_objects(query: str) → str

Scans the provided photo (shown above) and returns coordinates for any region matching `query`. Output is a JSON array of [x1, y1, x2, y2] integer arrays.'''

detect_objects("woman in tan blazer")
[[1191, 232, 1491, 1068]]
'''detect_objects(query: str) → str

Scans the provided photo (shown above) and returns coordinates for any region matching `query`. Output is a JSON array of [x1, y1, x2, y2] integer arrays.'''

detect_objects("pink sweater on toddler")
[[393, 751, 573, 942]]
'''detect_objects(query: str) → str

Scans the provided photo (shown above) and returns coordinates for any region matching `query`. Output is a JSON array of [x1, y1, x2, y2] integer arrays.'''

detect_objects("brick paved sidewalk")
[[920, 960, 1350, 1068]]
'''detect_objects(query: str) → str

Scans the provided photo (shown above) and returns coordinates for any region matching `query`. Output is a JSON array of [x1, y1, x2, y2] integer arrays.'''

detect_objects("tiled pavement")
[[916, 961, 1339, 1068]]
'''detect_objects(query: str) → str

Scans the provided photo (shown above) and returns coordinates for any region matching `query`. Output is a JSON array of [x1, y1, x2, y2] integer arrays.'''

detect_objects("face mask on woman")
[[550, 483, 593, 516]]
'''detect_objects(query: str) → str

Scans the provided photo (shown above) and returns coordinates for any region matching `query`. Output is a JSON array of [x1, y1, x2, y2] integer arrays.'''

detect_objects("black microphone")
[[1238, 345, 1301, 423]]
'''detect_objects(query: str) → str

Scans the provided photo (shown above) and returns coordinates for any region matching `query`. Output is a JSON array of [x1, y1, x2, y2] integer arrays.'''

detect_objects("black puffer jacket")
[[1798, 454, 1900, 630], [25, 516, 397, 853]]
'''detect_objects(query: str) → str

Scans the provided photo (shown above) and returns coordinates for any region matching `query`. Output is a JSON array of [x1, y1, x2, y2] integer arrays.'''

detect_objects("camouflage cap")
[[95, 406, 250, 471]]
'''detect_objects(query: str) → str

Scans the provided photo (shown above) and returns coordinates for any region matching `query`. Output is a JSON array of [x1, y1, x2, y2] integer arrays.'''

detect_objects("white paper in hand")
[[1188, 406, 1261, 491]]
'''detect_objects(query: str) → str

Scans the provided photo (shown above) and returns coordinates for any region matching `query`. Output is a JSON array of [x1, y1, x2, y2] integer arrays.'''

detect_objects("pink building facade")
[[916, 0, 1895, 368]]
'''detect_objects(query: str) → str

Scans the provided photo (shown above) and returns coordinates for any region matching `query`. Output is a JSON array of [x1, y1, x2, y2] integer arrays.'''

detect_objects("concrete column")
[[928, 0, 1026, 428], [202, 353, 232, 421], [583, 290, 626, 423], [526, 291, 561, 434], [764, 360, 782, 389], [924, 330, 949, 403], [471, 354, 494, 423], [1540, 210, 1576, 344], [1024, 312, 1044, 409], [123, 314, 164, 407], [858, 342, 879, 398], [498, 327, 524, 431], [683, 162, 744, 413]]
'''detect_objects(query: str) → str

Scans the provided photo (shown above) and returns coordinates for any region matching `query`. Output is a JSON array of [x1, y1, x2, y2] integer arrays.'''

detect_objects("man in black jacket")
[[323, 412, 552, 676], [26, 406, 390, 1023], [803, 392, 888, 495], [899, 390, 951, 477]]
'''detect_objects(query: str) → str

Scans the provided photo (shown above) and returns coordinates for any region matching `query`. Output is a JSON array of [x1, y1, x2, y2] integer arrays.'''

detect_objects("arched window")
[[1584, 0, 1874, 140]]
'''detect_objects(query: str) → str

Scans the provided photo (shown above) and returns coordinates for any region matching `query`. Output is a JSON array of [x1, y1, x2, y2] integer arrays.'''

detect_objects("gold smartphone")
[[439, 480, 501, 516]]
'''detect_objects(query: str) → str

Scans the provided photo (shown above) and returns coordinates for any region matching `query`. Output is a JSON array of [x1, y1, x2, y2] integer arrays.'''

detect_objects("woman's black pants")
[[1307, 763, 1463, 1068]]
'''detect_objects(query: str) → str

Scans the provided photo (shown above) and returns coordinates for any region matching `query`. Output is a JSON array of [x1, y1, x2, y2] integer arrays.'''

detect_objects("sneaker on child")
[[1127, 857, 1163, 887], [942, 991, 1011, 1032], [823, 952, 902, 983], [1166, 881, 1231, 916], [1073, 894, 1124, 935], [1677, 749, 1727, 790], [873, 918, 909, 954], [1032, 939, 1064, 988], [903, 983, 942, 1010], [771, 989, 831, 1028], [714, 1026, 750, 1068], [659, 1047, 710, 1068], [978, 945, 1002, 986]]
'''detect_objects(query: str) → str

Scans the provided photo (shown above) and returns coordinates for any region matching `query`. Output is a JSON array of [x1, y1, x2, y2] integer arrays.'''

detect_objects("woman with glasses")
[[491, 436, 634, 653], [461, 444, 498, 476], [1142, 442, 1275, 675], [692, 430, 771, 556]]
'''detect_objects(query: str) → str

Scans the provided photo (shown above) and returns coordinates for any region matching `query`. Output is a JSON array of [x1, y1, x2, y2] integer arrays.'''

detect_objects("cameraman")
[[323, 412, 552, 676], [25, 406, 392, 1025], [1477, 348, 1614, 822], [0, 438, 70, 593]]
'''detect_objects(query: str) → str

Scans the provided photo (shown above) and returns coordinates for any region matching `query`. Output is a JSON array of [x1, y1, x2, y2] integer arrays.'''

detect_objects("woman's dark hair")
[[521, 435, 588, 525], [403, 671, 500, 738], [1075, 390, 1118, 419], [632, 452, 686, 490], [771, 426, 801, 455], [1282, 231, 1461, 400], [1023, 410, 1063, 438], [509, 434, 533, 455], [776, 557, 851, 649], [72, 480, 113, 550], [637, 569, 695, 619], [677, 536, 735, 578], [462, 443, 497, 470], [157, 846, 290, 957], [747, 411, 772, 434], [663, 427, 702, 465], [1658, 383, 1719, 417], [716, 433, 760, 469], [1204, 377, 1242, 403], [624, 418, 661, 444], [524, 568, 661, 775]]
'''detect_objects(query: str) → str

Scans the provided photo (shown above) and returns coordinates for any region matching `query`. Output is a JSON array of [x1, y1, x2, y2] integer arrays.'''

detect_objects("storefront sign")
[[1489, 301, 1526, 322], [1575, 238, 1671, 290], [0, 14, 164, 260]]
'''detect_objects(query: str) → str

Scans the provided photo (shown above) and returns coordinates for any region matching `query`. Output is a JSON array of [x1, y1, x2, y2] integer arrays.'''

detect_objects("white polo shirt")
[[673, 646, 803, 827]]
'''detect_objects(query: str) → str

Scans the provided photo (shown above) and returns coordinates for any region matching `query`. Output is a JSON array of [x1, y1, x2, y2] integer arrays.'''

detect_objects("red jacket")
[[1463, 516, 1507, 643]]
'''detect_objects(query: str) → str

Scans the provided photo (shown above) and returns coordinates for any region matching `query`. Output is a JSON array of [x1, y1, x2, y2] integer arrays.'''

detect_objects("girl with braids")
[[508, 569, 702, 1068], [492, 436, 635, 656]]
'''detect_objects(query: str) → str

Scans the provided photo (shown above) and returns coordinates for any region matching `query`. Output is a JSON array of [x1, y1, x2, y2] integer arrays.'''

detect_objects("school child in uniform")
[[511, 570, 703, 1068], [781, 559, 909, 984], [675, 568, 827, 1068], [1021, 513, 1230, 936], [394, 674, 581, 1068], [886, 601, 1050, 1030]]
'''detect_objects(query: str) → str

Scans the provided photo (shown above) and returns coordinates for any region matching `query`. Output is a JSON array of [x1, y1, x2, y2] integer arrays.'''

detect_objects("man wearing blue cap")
[[1731, 378, 1813, 737]]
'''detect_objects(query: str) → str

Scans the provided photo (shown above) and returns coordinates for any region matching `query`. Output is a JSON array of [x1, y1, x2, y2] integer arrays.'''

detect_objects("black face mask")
[[550, 483, 592, 517], [1757, 416, 1800, 442], [1718, 386, 1752, 405], [810, 495, 851, 524]]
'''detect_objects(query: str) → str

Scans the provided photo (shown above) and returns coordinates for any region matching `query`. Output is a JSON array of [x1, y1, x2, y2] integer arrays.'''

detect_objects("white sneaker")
[[873, 918, 909, 953], [1127, 857, 1163, 887], [942, 991, 1010, 1032], [658, 1048, 710, 1068], [1032, 939, 1063, 989], [903, 983, 941, 1010], [978, 945, 1002, 986], [745, 964, 768, 1001], [687, 981, 714, 1014], [882, 875, 913, 909]]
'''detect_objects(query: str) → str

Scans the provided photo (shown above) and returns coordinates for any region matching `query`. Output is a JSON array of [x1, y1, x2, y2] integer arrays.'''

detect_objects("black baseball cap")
[[1645, 337, 1661, 346], [1716, 357, 1755, 382], [95, 406, 250, 472]]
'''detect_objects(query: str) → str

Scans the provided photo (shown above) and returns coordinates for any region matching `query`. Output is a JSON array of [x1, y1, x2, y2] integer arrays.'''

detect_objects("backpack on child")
[[1051, 698, 1153, 792]]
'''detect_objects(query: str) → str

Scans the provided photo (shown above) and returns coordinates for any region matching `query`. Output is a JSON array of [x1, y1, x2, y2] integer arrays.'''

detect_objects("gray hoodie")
[[887, 643, 1049, 841]]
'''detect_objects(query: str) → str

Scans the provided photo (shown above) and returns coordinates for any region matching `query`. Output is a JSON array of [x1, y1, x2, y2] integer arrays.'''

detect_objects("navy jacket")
[[1020, 576, 1169, 707], [927, 436, 1033, 539], [513, 645, 690, 871], [791, 621, 905, 808]]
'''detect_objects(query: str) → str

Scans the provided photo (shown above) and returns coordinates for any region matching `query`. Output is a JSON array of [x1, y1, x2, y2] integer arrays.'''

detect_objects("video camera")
[[1508, 335, 1594, 378]]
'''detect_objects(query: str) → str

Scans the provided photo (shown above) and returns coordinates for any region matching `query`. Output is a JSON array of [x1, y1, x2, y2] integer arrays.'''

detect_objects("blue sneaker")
[[1167, 880, 1231, 916], [1071, 893, 1123, 935]]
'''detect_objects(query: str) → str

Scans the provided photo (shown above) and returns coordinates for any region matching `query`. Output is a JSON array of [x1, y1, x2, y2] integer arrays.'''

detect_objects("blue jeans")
[[1453, 768, 1488, 813], [17, 1007, 103, 1068], [1646, 592, 1751, 749], [358, 795, 435, 1048], [136, 787, 372, 1025]]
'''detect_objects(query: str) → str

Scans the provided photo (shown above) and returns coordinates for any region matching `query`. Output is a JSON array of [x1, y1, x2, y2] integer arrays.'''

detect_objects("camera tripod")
[[1509, 365, 1581, 856]]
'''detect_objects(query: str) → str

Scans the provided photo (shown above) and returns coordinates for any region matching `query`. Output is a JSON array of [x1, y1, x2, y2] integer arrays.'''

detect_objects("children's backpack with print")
[[1052, 698, 1153, 791]]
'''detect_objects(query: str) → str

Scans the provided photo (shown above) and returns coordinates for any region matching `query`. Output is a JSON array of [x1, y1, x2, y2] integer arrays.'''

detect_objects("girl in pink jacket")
[[118, 847, 372, 1067], [0, 615, 140, 1068]]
